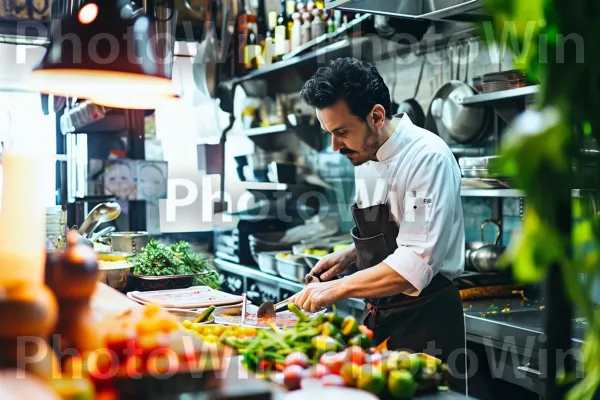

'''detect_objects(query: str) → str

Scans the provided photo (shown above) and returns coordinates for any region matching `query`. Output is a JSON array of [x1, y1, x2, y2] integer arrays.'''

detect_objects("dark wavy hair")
[[300, 57, 392, 121]]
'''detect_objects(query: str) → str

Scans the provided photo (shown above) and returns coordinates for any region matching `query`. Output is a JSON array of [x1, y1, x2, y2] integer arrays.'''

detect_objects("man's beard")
[[340, 125, 380, 167]]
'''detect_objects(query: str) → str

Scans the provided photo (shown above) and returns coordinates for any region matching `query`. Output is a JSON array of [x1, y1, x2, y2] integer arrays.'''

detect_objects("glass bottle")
[[301, 11, 312, 45]]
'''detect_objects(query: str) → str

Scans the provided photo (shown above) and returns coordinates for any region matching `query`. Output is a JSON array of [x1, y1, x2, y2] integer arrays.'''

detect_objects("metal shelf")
[[460, 86, 540, 107], [229, 36, 372, 86], [461, 188, 524, 198], [461, 188, 586, 198], [240, 124, 288, 137], [241, 182, 291, 191], [325, 0, 491, 22]]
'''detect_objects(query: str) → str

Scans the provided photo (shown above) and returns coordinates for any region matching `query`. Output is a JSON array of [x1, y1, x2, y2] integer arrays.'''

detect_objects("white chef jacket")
[[354, 114, 465, 296]]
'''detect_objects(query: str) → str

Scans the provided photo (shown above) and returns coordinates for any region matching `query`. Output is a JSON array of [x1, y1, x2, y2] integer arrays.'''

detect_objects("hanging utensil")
[[425, 41, 491, 145], [193, 0, 230, 99], [90, 226, 116, 243], [397, 56, 427, 127], [78, 202, 121, 238], [469, 218, 506, 273]]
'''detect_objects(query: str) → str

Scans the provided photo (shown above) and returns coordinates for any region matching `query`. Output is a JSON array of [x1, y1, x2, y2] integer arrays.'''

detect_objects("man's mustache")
[[339, 148, 358, 155]]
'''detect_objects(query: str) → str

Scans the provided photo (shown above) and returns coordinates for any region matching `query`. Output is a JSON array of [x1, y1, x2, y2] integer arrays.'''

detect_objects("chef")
[[292, 57, 466, 389]]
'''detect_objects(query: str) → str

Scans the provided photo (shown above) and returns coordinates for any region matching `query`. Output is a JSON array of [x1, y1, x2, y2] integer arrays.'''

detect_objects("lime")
[[325, 312, 344, 328], [356, 365, 386, 396], [388, 369, 417, 399], [349, 333, 372, 350], [408, 353, 423, 375]]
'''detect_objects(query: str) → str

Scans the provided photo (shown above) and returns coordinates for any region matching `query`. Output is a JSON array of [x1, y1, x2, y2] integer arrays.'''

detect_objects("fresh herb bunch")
[[129, 239, 222, 289]]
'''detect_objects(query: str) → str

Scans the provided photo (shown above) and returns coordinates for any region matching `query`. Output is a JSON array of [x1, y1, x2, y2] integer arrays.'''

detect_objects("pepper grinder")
[[301, 11, 312, 45]]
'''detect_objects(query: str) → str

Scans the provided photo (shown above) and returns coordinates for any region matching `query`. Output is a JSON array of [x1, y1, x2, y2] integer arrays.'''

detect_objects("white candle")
[[0, 148, 47, 287]]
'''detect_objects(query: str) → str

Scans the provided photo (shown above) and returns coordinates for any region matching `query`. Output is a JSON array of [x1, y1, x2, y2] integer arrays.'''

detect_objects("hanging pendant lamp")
[[31, 0, 179, 109]]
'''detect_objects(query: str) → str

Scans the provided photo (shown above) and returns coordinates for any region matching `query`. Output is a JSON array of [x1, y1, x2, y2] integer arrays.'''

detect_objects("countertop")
[[215, 259, 587, 354]]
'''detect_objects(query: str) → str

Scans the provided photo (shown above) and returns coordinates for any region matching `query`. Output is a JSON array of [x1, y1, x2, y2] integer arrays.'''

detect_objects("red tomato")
[[257, 360, 273, 372], [283, 365, 305, 390], [284, 352, 309, 369], [358, 325, 374, 341], [321, 374, 346, 387], [345, 346, 366, 366], [306, 364, 330, 379], [319, 351, 347, 375]]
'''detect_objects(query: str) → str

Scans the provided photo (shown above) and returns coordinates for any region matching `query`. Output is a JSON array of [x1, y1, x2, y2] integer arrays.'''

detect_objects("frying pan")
[[397, 57, 426, 127], [193, 0, 231, 99], [425, 42, 491, 144]]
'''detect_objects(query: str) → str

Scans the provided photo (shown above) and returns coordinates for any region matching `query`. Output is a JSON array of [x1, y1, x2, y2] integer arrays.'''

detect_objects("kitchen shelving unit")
[[460, 85, 540, 106]]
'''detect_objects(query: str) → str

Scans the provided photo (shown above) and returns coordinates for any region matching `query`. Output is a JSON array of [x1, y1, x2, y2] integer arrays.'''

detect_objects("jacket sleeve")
[[382, 152, 460, 296]]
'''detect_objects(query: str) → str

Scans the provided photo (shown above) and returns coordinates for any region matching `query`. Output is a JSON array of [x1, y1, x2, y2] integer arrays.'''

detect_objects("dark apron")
[[350, 200, 466, 393]]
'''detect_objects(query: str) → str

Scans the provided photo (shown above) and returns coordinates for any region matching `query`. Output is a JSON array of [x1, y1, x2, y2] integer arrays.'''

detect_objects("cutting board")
[[128, 286, 243, 309]]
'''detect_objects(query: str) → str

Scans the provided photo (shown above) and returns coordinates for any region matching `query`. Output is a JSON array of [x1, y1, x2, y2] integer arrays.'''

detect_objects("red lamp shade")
[[31, 0, 178, 109]]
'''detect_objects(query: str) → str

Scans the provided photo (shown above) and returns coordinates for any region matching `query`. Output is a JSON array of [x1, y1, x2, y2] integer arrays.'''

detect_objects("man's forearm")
[[339, 262, 415, 298]]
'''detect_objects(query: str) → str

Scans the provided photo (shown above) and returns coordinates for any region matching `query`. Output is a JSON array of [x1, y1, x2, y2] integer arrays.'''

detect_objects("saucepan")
[[467, 218, 506, 273]]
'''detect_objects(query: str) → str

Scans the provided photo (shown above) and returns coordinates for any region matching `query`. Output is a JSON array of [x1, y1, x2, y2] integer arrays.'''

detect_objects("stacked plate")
[[472, 70, 537, 93], [46, 206, 64, 248]]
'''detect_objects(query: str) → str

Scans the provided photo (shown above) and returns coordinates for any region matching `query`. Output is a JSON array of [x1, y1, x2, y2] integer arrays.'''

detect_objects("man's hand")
[[310, 244, 356, 281], [292, 280, 347, 313]]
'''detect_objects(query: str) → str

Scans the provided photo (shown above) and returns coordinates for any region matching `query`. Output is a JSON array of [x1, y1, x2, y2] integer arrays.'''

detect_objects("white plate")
[[283, 387, 378, 400]]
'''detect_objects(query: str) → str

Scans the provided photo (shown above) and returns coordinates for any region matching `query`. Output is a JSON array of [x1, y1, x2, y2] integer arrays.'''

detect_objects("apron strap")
[[365, 282, 455, 328]]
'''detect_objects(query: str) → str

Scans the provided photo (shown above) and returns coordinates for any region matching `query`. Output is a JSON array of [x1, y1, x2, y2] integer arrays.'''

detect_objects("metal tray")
[[276, 254, 310, 283], [256, 251, 280, 276], [292, 238, 352, 270]]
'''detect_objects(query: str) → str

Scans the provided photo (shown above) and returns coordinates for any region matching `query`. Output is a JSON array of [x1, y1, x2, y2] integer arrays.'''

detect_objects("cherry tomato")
[[358, 325, 374, 341], [319, 351, 347, 375], [283, 365, 305, 390], [345, 346, 366, 366], [284, 352, 309, 369]]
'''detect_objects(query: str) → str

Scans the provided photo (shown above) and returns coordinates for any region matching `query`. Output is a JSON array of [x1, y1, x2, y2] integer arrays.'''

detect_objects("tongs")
[[256, 272, 337, 318]]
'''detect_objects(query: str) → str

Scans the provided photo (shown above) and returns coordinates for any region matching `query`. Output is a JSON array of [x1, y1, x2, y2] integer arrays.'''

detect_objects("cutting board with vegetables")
[[128, 286, 243, 308]]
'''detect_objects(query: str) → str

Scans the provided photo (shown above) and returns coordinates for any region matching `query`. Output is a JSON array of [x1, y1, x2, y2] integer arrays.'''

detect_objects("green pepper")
[[348, 333, 372, 349], [325, 312, 344, 328], [341, 315, 360, 337], [311, 335, 340, 352], [288, 303, 308, 321], [321, 322, 340, 337]]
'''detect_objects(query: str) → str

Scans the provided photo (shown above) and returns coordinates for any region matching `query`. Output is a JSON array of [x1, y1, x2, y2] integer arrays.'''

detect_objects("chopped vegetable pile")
[[129, 240, 222, 289], [224, 304, 375, 373]]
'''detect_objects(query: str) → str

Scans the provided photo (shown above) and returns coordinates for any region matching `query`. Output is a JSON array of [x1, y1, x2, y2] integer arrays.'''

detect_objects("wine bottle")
[[265, 11, 278, 64], [244, 3, 262, 71], [256, 0, 267, 47], [276, 0, 290, 59], [235, 0, 248, 76]]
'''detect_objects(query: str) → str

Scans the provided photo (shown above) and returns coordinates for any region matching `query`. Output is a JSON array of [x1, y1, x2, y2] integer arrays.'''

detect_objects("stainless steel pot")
[[109, 232, 149, 254]]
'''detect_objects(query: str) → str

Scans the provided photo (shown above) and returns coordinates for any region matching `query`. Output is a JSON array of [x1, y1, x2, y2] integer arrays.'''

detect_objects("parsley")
[[129, 239, 221, 289]]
